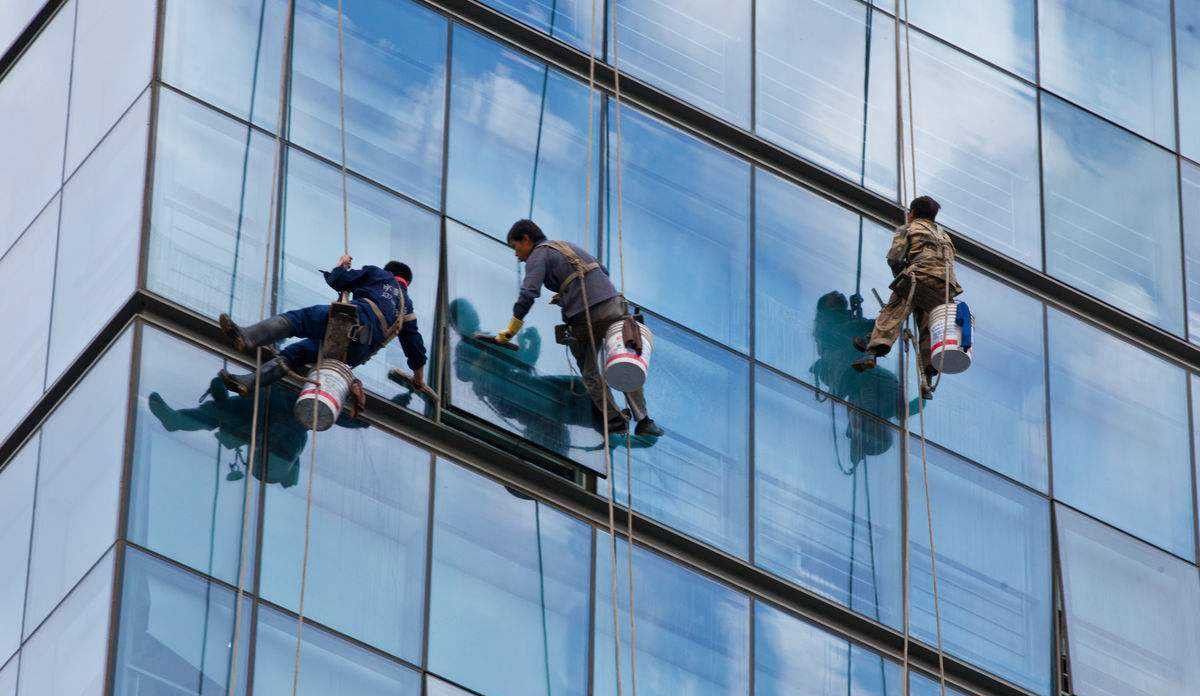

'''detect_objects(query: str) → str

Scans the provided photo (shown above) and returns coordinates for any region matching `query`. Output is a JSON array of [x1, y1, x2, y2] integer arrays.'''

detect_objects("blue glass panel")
[[1042, 94, 1183, 333], [445, 221, 604, 472], [24, 329, 131, 637], [445, 25, 600, 248], [127, 326, 259, 586], [755, 370, 902, 628], [278, 148, 440, 401], [148, 90, 277, 327], [259, 412, 429, 663], [428, 461, 590, 696], [754, 169, 900, 420], [113, 548, 251, 696], [756, 0, 897, 200], [162, 0, 287, 132], [612, 316, 750, 556], [1048, 309, 1193, 557], [1178, 3, 1200, 161], [905, 0, 1035, 80], [903, 28, 1041, 266], [0, 440, 37, 662], [17, 549, 113, 696], [605, 103, 751, 350], [755, 601, 902, 696], [425, 675, 473, 696], [908, 442, 1052, 695], [0, 196, 56, 442], [0, 655, 15, 696], [476, 0, 595, 53], [907, 266, 1048, 490], [1040, 0, 1174, 146], [1182, 161, 1200, 343], [1057, 504, 1200, 696], [909, 671, 968, 696], [252, 605, 421, 696], [594, 536, 749, 696], [290, 0, 446, 207], [612, 0, 751, 127]]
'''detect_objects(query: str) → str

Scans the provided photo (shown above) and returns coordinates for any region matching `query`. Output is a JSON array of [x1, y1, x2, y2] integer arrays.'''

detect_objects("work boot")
[[634, 416, 664, 438], [219, 314, 292, 352], [218, 357, 290, 397]]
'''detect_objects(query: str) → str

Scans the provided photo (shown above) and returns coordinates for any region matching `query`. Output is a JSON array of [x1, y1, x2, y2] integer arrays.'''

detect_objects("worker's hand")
[[336, 253, 353, 269], [495, 317, 524, 344]]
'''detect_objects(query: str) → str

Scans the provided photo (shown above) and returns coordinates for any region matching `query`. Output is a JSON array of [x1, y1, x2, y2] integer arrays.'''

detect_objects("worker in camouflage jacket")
[[852, 196, 962, 389]]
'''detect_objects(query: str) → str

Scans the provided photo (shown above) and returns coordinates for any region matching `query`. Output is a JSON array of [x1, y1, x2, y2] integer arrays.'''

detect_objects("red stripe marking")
[[300, 388, 341, 406], [605, 352, 648, 368]]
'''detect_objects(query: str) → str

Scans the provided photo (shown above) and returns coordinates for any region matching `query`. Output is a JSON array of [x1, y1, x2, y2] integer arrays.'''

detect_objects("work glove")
[[495, 317, 523, 344]]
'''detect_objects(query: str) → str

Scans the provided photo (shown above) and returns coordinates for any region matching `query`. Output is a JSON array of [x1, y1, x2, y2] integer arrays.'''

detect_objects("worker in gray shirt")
[[492, 219, 663, 437]]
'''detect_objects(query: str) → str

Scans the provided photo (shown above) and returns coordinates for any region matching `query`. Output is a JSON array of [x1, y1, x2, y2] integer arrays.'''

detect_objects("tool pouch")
[[621, 316, 643, 355], [554, 323, 573, 346]]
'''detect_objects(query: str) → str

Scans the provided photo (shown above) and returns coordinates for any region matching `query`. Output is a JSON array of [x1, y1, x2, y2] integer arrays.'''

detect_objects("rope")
[[337, 0, 350, 257], [225, 0, 295, 693]]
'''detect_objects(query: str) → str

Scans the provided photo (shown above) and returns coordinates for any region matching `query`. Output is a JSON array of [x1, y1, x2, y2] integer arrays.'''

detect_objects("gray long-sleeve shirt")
[[513, 242, 618, 322]]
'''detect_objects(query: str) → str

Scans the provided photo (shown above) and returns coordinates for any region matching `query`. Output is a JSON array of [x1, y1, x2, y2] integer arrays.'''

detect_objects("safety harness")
[[536, 240, 601, 308], [538, 241, 645, 355], [359, 279, 417, 362]]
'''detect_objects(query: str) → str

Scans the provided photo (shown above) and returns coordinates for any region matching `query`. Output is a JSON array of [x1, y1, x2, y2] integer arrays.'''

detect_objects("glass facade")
[[5, 1, 1200, 695]]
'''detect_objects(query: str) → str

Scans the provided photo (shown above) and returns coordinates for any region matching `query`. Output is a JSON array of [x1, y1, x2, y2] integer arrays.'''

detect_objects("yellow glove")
[[496, 317, 524, 343]]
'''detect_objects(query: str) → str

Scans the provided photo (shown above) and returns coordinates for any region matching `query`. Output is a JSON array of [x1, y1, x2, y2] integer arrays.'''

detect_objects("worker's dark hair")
[[506, 219, 546, 245], [384, 261, 412, 283], [909, 196, 940, 221]]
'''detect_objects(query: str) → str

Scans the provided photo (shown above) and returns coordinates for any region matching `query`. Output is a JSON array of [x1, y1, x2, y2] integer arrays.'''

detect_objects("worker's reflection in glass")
[[146, 378, 367, 487]]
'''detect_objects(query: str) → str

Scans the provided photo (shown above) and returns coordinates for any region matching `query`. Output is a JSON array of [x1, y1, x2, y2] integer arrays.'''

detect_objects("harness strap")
[[359, 287, 412, 363], [539, 240, 600, 306]]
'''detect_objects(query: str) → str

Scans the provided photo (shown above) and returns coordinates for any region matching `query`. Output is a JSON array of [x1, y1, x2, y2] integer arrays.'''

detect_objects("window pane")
[[594, 536, 749, 696], [1057, 504, 1200, 696], [754, 169, 900, 420], [445, 221, 604, 473], [49, 91, 148, 383], [755, 601, 902, 696], [0, 656, 14, 696], [906, 0, 1035, 79], [904, 28, 1041, 266], [0, 440, 38, 662], [908, 442, 1052, 695], [429, 461, 590, 696], [606, 103, 751, 350], [1042, 94, 1183, 333], [0, 196, 57, 442], [445, 26, 600, 248], [252, 606, 421, 696], [17, 549, 113, 696], [278, 149, 440, 400], [162, 0, 287, 132], [612, 0, 750, 127], [613, 316, 750, 556], [909, 671, 969, 696], [476, 0, 595, 52], [1182, 161, 1200, 343], [1040, 0, 1174, 146], [113, 548, 251, 696], [756, 0, 897, 200], [290, 0, 446, 207], [127, 327, 260, 586], [425, 675, 472, 696], [754, 370, 902, 628], [1178, 3, 1200, 161], [64, 0, 154, 176], [910, 266, 1048, 490], [1048, 309, 1193, 557], [0, 3, 72, 253], [24, 329, 131, 636], [259, 414, 429, 663], [147, 89, 277, 326]]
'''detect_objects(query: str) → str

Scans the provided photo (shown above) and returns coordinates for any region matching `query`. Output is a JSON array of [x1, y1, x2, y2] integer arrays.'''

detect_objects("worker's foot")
[[920, 383, 936, 400], [634, 416, 664, 438], [602, 408, 630, 435], [218, 357, 289, 397], [219, 313, 292, 352], [148, 392, 184, 431], [851, 355, 877, 372]]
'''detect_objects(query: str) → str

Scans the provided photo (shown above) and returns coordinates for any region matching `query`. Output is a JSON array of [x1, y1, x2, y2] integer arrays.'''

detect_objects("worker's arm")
[[512, 247, 547, 321], [398, 316, 427, 372], [885, 227, 910, 276], [323, 263, 379, 291]]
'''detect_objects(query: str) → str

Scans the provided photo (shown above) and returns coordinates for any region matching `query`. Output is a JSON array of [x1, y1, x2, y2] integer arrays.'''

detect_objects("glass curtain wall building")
[[2, 1, 1200, 696]]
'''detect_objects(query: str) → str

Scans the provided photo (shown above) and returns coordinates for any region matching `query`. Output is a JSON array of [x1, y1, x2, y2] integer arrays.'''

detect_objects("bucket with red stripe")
[[928, 302, 971, 374], [602, 320, 653, 392], [294, 359, 356, 431]]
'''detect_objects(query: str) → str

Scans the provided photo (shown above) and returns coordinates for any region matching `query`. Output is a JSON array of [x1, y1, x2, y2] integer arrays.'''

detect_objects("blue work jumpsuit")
[[279, 265, 427, 371]]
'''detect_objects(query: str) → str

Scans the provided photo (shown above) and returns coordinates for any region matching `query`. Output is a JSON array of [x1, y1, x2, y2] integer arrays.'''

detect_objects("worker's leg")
[[217, 338, 316, 398], [279, 339, 319, 371], [147, 393, 221, 432], [866, 289, 914, 356], [567, 323, 624, 427], [281, 305, 331, 342], [218, 313, 294, 352]]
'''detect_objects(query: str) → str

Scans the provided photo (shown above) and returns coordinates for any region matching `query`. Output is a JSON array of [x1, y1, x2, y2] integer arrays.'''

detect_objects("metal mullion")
[[586, 526, 597, 696], [136, 0, 168, 292], [747, 167, 757, 567], [1187, 372, 1200, 570], [1171, 0, 1191, 348], [419, 453, 438, 670], [432, 18, 455, 422]]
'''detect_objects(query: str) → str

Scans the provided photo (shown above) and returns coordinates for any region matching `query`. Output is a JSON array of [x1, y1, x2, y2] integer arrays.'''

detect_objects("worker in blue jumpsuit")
[[217, 254, 428, 396]]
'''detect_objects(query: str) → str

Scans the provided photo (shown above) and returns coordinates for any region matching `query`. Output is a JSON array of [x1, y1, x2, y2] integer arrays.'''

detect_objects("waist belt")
[[538, 240, 600, 306]]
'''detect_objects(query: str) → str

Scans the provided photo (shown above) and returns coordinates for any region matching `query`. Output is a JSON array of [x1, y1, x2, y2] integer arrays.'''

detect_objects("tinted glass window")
[[290, 0, 447, 207], [1042, 94, 1183, 333], [0, 440, 38, 662], [475, 0, 596, 52], [1057, 505, 1200, 696], [905, 0, 1035, 79], [1048, 309, 1193, 558], [755, 370, 902, 628], [1178, 2, 1200, 161], [429, 461, 590, 696], [756, 0, 897, 200], [1181, 161, 1200, 343], [0, 655, 14, 696]]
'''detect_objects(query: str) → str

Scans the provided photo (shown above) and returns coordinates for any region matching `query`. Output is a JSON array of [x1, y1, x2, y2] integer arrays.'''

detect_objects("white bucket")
[[602, 320, 653, 392], [293, 360, 356, 431], [928, 302, 972, 374]]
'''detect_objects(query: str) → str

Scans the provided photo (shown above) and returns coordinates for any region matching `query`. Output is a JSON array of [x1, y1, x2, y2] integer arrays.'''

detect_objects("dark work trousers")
[[567, 296, 649, 422], [280, 304, 381, 370]]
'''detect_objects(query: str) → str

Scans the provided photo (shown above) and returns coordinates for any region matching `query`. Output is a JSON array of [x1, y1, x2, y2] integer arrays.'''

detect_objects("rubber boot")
[[635, 416, 664, 437], [218, 357, 290, 398], [219, 314, 292, 352]]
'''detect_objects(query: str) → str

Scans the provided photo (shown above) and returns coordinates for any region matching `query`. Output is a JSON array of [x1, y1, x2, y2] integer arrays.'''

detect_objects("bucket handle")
[[621, 316, 643, 355]]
